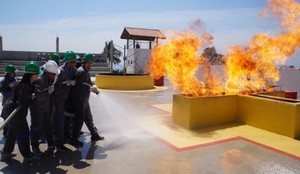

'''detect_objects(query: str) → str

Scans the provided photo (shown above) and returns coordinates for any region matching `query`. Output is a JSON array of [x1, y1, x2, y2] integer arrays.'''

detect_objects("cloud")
[[0, 7, 280, 54]]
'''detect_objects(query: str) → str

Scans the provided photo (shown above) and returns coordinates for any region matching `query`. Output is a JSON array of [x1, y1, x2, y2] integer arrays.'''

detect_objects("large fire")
[[148, 0, 300, 97], [148, 20, 223, 96]]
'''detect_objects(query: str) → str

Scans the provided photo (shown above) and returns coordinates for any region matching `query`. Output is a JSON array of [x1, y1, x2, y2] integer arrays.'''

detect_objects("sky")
[[0, 0, 300, 67]]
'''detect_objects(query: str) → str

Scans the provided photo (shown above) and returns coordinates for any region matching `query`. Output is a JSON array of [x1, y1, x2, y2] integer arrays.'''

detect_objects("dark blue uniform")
[[1, 83, 34, 159], [51, 63, 76, 149], [0, 75, 17, 106], [30, 73, 55, 152], [71, 66, 102, 141], [0, 75, 17, 137]]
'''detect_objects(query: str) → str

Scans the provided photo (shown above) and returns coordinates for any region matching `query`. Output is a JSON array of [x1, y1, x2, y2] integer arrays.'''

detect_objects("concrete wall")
[[126, 48, 151, 74], [0, 50, 103, 61], [95, 74, 154, 90], [238, 95, 300, 139], [172, 94, 238, 129], [0, 50, 50, 61], [276, 69, 300, 99], [173, 94, 300, 139]]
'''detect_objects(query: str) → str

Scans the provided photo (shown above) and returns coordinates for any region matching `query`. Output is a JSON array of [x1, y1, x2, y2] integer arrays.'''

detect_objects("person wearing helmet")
[[70, 53, 104, 147], [1, 61, 41, 162], [51, 51, 77, 151], [63, 54, 82, 142], [29, 60, 60, 156], [75, 54, 82, 69], [0, 64, 19, 138], [50, 53, 60, 66]]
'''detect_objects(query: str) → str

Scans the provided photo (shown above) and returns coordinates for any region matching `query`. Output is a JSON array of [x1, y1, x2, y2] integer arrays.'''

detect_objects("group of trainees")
[[0, 51, 104, 163]]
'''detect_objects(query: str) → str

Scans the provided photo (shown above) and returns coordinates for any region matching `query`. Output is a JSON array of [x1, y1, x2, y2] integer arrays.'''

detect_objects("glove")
[[8, 81, 17, 88], [62, 80, 71, 86], [90, 85, 99, 95], [70, 80, 76, 86], [48, 85, 55, 94], [31, 93, 36, 100]]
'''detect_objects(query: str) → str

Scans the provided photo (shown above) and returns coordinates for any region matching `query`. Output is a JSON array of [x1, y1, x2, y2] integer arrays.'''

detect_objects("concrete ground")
[[1, 80, 300, 174]]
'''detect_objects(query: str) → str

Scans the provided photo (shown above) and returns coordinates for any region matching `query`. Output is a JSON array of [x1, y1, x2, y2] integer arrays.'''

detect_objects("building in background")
[[120, 27, 166, 74]]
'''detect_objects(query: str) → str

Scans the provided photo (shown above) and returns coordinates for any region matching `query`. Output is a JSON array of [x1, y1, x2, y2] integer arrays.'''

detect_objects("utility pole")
[[104, 41, 110, 72], [0, 35, 3, 53], [56, 35, 59, 53], [123, 45, 126, 76], [110, 40, 114, 73]]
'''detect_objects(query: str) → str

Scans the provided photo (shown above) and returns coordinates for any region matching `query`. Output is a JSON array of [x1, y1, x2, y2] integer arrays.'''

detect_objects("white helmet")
[[43, 60, 60, 74]]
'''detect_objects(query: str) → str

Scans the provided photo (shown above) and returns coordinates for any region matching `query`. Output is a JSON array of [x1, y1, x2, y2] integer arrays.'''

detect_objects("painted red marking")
[[155, 135, 300, 160]]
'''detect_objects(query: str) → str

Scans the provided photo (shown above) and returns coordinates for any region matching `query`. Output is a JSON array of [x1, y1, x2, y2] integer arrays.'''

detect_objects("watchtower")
[[120, 27, 166, 74]]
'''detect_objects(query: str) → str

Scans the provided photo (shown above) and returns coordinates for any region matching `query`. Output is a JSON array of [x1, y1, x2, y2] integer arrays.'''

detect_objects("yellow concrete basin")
[[172, 94, 300, 139], [238, 95, 300, 139], [172, 94, 238, 129], [95, 74, 155, 90]]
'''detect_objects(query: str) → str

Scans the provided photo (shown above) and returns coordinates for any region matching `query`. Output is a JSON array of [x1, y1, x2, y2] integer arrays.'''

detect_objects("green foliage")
[[102, 41, 122, 65], [289, 65, 295, 69], [201, 47, 224, 65]]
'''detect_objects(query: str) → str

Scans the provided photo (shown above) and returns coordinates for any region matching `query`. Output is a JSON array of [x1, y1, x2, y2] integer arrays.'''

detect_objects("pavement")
[[0, 80, 300, 174]]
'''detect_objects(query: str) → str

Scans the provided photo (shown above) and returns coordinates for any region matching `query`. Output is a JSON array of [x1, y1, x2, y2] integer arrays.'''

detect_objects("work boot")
[[23, 156, 34, 163], [70, 139, 84, 147], [44, 146, 55, 155], [1, 153, 17, 161], [23, 153, 39, 163], [91, 134, 104, 142], [80, 131, 84, 136], [32, 146, 43, 156], [56, 144, 70, 152]]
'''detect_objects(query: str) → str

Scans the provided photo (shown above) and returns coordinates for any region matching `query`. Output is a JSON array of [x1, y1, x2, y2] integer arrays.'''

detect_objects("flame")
[[148, 0, 300, 97], [225, 0, 300, 94], [148, 31, 205, 97], [148, 20, 225, 97]]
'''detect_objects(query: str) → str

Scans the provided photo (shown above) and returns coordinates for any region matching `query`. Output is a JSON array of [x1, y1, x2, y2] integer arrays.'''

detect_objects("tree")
[[289, 65, 295, 69], [102, 41, 122, 65], [201, 47, 224, 65]]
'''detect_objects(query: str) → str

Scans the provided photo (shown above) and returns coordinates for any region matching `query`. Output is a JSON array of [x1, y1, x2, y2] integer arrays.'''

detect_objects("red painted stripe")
[[179, 137, 241, 152], [239, 137, 300, 161], [155, 136, 240, 152], [155, 135, 300, 161], [155, 136, 181, 152]]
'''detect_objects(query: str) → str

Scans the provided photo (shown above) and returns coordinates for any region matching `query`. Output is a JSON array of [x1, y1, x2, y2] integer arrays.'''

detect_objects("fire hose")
[[0, 82, 98, 130], [0, 106, 21, 131], [82, 82, 99, 95]]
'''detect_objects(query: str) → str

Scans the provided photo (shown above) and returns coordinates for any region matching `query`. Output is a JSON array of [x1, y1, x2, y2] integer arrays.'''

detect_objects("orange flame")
[[148, 32, 205, 97], [148, 0, 300, 97], [225, 0, 300, 94], [148, 20, 225, 96]]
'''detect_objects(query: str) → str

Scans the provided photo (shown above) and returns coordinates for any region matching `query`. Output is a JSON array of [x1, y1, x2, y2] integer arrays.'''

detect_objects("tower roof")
[[120, 27, 166, 41]]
